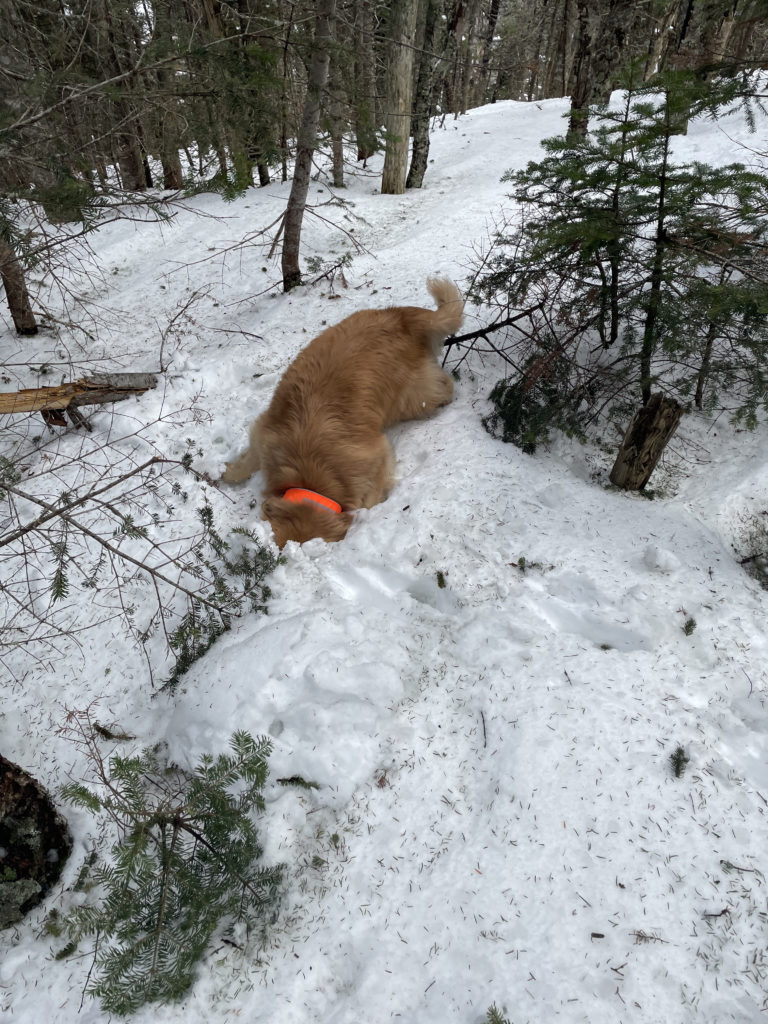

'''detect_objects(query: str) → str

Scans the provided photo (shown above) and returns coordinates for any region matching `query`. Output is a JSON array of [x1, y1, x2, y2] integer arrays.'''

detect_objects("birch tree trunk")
[[281, 0, 336, 291]]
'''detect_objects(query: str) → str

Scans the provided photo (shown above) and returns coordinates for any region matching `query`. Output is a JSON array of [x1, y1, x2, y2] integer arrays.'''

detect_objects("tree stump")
[[0, 241, 38, 335], [609, 393, 682, 491], [0, 755, 72, 928]]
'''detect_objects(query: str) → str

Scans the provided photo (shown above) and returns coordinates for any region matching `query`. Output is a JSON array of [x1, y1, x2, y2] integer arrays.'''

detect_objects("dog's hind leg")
[[389, 361, 454, 424], [220, 417, 263, 483]]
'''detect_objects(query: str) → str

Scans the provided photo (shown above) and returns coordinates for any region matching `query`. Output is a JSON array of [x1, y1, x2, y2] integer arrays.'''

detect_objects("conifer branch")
[[3, 483, 227, 614], [0, 457, 174, 548]]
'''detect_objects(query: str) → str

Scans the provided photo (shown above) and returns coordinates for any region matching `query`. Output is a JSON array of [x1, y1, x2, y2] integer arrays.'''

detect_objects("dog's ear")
[[262, 496, 354, 548]]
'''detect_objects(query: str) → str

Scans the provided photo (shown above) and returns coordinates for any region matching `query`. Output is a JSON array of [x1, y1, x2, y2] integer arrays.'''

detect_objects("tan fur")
[[221, 277, 464, 547]]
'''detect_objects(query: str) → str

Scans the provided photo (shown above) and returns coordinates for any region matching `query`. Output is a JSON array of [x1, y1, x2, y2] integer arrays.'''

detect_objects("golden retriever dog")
[[221, 277, 464, 547]]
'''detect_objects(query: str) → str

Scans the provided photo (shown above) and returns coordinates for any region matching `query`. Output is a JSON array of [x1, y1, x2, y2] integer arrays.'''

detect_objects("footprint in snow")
[[326, 563, 460, 616]]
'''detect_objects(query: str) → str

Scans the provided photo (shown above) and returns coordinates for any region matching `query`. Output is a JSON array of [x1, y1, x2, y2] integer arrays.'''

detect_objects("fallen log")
[[0, 373, 158, 429]]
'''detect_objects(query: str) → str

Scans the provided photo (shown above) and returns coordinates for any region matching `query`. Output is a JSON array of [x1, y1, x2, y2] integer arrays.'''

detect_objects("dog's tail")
[[425, 277, 464, 346]]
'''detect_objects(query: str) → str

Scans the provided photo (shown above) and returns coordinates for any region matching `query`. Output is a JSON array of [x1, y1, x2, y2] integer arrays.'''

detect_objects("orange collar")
[[283, 487, 342, 514]]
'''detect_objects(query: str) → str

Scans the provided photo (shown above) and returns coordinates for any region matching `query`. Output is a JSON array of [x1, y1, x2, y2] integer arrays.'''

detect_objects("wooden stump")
[[609, 393, 682, 491], [0, 242, 38, 335]]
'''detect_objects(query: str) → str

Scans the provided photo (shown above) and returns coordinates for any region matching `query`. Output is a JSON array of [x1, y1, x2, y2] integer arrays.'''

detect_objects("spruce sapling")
[[61, 730, 283, 1014]]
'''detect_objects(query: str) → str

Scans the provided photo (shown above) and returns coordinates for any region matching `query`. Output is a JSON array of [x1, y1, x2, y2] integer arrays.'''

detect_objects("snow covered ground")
[[2, 95, 768, 1023]]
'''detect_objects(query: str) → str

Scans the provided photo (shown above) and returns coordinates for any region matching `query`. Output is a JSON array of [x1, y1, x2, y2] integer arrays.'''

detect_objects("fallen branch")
[[442, 305, 544, 349], [0, 456, 172, 548], [3, 482, 228, 615], [0, 373, 158, 428]]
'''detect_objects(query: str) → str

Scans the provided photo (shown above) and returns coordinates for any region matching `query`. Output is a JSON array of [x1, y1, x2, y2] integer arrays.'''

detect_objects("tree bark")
[[477, 0, 502, 104], [381, 0, 419, 195], [328, 56, 346, 188], [91, 0, 146, 190], [406, 0, 440, 189], [353, 0, 378, 163], [640, 98, 672, 404], [693, 266, 732, 411], [567, 0, 592, 136], [161, 152, 184, 190], [154, 1, 185, 191], [609, 394, 682, 490], [0, 373, 159, 426], [281, 0, 336, 291], [0, 241, 38, 335], [541, 0, 570, 100], [588, 0, 633, 103], [568, 0, 635, 135], [526, 3, 549, 100], [457, 0, 480, 116]]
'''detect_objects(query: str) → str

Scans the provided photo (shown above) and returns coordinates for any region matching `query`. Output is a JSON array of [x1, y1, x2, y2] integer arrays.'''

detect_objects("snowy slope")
[[2, 96, 768, 1024]]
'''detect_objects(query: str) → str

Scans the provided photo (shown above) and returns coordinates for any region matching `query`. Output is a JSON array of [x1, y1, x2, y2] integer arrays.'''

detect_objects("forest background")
[[3, 0, 768, 309]]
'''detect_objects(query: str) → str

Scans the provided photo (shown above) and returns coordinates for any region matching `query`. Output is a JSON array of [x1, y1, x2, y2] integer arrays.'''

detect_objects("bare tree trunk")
[[160, 152, 184, 190], [90, 0, 146, 190], [640, 100, 672, 404], [568, 0, 635, 135], [477, 0, 502, 104], [353, 0, 378, 163], [561, 0, 582, 95], [281, 0, 336, 292], [280, 0, 297, 182], [567, 0, 592, 136], [645, 1, 683, 77], [588, 0, 634, 103], [0, 241, 38, 335], [381, 0, 419, 195], [205, 98, 229, 179], [457, 0, 480, 115], [541, 0, 569, 99], [694, 267, 729, 408], [444, 0, 467, 115], [156, 67, 184, 186], [117, 133, 146, 190], [328, 57, 346, 188], [652, 0, 695, 72], [406, 0, 439, 189], [526, 8, 549, 100], [252, 150, 271, 187]]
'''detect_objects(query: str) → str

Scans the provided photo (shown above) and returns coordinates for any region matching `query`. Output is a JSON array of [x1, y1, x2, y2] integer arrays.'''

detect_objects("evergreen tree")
[[477, 70, 768, 445]]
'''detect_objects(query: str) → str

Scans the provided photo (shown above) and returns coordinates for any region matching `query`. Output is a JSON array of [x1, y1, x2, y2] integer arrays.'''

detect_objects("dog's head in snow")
[[261, 495, 354, 549]]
